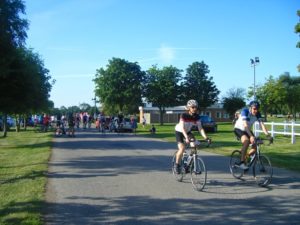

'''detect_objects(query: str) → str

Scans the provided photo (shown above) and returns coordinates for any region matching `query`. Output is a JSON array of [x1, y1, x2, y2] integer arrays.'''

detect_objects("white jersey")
[[175, 113, 202, 133], [234, 108, 262, 131]]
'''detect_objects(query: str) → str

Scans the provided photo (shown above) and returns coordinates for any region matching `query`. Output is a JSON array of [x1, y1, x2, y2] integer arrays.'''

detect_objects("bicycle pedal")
[[194, 171, 202, 175]]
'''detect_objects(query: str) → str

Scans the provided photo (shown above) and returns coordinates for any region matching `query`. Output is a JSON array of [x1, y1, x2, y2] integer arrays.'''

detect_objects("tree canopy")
[[222, 87, 246, 119], [143, 65, 182, 124], [0, 0, 53, 136], [94, 58, 145, 115], [182, 61, 220, 109]]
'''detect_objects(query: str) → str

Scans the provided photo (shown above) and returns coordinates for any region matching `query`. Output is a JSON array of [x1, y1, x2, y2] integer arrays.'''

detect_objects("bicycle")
[[229, 137, 273, 187], [172, 138, 210, 191]]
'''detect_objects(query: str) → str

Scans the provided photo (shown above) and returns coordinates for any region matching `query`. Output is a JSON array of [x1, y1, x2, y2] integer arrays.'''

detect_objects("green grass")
[[0, 129, 52, 225], [137, 122, 300, 172]]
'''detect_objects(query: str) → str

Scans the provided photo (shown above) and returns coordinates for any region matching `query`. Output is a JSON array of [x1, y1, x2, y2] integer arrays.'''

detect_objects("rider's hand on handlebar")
[[206, 138, 212, 145], [268, 136, 274, 144]]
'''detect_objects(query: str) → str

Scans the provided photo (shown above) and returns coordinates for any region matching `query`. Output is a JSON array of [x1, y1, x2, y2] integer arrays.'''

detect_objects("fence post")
[[284, 120, 287, 135], [254, 122, 258, 136], [291, 122, 295, 144], [271, 122, 274, 138]]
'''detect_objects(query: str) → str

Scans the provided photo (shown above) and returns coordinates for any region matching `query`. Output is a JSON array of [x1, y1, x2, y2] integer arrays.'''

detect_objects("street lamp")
[[92, 96, 98, 119], [250, 57, 260, 100]]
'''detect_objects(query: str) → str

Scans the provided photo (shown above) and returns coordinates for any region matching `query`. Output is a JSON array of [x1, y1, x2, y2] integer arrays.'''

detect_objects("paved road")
[[44, 129, 300, 225]]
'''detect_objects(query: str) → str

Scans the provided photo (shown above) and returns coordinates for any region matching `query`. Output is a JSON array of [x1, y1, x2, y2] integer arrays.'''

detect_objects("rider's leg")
[[176, 143, 185, 164], [248, 145, 257, 156], [240, 135, 250, 162]]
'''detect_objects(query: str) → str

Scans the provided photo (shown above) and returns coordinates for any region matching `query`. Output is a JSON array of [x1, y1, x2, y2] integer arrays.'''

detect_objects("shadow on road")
[[43, 194, 300, 225]]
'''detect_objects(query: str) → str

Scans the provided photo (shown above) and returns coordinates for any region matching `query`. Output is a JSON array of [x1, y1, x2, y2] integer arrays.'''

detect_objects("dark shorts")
[[175, 131, 194, 144], [234, 128, 254, 139]]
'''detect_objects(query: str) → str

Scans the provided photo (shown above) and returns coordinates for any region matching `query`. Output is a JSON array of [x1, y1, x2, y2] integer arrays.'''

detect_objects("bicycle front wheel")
[[229, 150, 244, 179], [172, 152, 184, 182], [253, 155, 273, 187], [190, 156, 207, 191]]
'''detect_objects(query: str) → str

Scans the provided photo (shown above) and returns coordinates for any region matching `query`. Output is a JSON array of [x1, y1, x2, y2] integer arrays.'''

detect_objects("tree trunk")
[[15, 116, 20, 132], [2, 114, 8, 137], [159, 107, 164, 125]]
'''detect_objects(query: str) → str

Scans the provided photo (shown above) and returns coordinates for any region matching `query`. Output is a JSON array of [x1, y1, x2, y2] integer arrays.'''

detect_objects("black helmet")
[[249, 100, 260, 109]]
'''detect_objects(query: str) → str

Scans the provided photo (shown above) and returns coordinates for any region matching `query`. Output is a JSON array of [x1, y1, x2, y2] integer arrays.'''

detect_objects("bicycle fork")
[[192, 154, 201, 174]]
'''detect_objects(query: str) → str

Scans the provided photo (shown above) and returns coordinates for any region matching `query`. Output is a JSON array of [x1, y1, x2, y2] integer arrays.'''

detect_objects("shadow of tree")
[[43, 195, 300, 225]]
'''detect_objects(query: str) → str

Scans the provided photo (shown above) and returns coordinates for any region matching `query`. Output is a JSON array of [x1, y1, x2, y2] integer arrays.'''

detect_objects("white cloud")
[[158, 44, 176, 64]]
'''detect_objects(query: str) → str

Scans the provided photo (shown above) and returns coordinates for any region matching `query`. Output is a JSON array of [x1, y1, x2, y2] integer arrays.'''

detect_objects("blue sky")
[[25, 0, 300, 108]]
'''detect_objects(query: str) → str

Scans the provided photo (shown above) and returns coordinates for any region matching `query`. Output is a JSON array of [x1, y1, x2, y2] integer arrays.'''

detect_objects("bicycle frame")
[[229, 137, 273, 187], [247, 138, 269, 168], [184, 140, 208, 173], [173, 139, 208, 191]]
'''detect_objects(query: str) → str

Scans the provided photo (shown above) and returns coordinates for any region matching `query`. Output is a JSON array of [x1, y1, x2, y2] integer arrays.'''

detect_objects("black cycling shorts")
[[175, 131, 194, 144], [234, 128, 254, 139]]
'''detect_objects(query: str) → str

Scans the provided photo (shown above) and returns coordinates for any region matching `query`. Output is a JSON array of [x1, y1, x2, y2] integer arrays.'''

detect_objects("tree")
[[278, 73, 300, 119], [182, 61, 220, 109], [94, 58, 145, 115], [0, 0, 29, 136], [295, 10, 300, 72], [0, 0, 28, 79], [222, 88, 246, 119], [253, 76, 286, 119], [1, 48, 53, 132], [144, 65, 182, 125], [79, 103, 91, 112]]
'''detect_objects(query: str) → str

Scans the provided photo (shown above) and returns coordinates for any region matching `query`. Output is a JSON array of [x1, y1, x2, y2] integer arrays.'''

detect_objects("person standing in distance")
[[174, 99, 210, 174]]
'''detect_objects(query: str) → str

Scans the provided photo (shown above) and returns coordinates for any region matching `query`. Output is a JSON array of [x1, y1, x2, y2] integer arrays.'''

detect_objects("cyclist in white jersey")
[[174, 99, 209, 174], [234, 101, 270, 170]]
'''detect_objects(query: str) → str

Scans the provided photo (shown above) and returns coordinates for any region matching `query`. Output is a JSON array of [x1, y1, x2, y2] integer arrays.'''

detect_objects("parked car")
[[0, 116, 15, 131], [120, 118, 133, 132], [192, 115, 217, 132], [110, 117, 133, 132]]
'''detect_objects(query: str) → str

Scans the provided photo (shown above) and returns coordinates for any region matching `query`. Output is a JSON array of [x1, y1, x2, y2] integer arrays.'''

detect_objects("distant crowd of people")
[[27, 112, 157, 137]]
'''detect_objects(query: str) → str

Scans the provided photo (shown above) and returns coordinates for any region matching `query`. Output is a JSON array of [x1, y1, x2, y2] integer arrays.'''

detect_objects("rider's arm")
[[197, 122, 208, 140], [199, 128, 208, 140], [242, 120, 253, 137], [178, 119, 189, 141], [242, 120, 255, 143], [260, 121, 270, 136]]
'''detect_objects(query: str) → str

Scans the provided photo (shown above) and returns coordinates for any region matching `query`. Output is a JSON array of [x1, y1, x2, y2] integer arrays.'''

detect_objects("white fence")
[[254, 121, 300, 144]]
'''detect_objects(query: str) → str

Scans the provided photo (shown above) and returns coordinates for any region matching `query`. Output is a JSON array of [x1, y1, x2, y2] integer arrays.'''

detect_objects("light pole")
[[92, 96, 98, 119], [250, 57, 260, 100]]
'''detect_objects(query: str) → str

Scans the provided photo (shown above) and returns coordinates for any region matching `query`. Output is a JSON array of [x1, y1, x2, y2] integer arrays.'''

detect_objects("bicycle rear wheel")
[[253, 155, 273, 187], [190, 156, 207, 191], [229, 150, 244, 179], [172, 152, 184, 181]]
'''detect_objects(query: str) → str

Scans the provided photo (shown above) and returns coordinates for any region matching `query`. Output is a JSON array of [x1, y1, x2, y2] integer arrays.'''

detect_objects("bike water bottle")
[[183, 152, 188, 165]]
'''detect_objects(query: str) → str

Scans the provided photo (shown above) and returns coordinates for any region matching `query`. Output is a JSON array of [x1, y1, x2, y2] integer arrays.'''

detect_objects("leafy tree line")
[[254, 73, 300, 120], [0, 0, 53, 137], [93, 58, 220, 125], [222, 73, 300, 121]]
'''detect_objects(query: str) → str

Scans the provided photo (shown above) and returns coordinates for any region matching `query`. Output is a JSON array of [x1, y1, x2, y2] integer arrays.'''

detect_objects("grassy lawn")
[[0, 129, 52, 225], [137, 122, 300, 172]]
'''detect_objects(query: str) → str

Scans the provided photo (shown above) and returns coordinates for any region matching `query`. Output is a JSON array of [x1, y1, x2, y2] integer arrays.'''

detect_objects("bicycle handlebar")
[[256, 136, 273, 146], [186, 137, 212, 147]]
